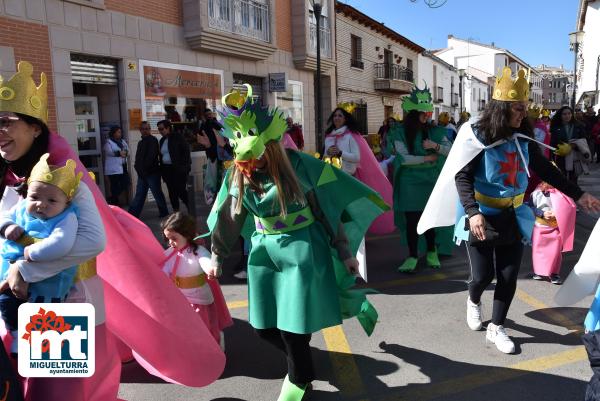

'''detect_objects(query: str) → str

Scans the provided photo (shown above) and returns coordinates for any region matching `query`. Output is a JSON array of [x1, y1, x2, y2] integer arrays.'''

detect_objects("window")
[[352, 103, 368, 134], [351, 35, 363, 69], [406, 58, 413, 71], [274, 80, 303, 129]]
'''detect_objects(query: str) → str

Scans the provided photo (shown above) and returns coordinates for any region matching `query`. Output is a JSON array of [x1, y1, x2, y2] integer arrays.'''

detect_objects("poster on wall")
[[140, 61, 224, 149]]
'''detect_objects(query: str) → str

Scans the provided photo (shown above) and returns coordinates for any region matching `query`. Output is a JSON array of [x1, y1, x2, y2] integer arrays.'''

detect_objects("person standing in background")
[[128, 121, 169, 218], [286, 117, 304, 150], [103, 126, 130, 206], [158, 120, 191, 212]]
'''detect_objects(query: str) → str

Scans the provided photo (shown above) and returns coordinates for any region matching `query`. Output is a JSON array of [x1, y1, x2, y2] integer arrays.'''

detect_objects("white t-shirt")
[[162, 246, 214, 305]]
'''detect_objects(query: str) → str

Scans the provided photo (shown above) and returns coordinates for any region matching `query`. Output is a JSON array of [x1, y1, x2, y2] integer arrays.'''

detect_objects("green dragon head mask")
[[401, 81, 433, 113], [218, 84, 287, 167]]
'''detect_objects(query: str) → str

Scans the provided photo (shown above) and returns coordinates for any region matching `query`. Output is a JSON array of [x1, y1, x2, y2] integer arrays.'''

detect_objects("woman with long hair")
[[550, 106, 588, 184], [0, 61, 225, 400], [387, 88, 453, 273], [323, 106, 395, 234], [103, 125, 129, 205], [419, 68, 600, 355], [209, 86, 385, 401]]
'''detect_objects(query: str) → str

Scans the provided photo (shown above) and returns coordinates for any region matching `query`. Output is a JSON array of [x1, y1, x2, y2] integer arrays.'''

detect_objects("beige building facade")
[[0, 0, 337, 197], [335, 2, 424, 134]]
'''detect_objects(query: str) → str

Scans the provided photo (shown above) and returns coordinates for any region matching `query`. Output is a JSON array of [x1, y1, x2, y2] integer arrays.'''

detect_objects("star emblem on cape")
[[497, 151, 523, 187]]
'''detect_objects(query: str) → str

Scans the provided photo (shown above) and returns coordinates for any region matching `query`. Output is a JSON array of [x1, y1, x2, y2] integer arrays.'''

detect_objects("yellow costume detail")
[[475, 191, 524, 209], [0, 61, 48, 124], [492, 67, 530, 102], [28, 153, 83, 200], [554, 143, 572, 157]]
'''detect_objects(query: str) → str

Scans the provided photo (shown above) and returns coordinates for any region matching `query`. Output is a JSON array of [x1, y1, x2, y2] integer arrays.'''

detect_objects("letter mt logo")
[[18, 303, 95, 377]]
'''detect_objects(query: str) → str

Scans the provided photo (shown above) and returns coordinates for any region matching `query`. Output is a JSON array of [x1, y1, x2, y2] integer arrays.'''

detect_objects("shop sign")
[[269, 73, 287, 92], [128, 109, 142, 129], [143, 66, 222, 99]]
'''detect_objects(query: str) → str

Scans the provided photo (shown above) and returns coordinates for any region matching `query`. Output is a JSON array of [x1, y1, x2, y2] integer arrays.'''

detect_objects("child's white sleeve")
[[197, 246, 212, 275]]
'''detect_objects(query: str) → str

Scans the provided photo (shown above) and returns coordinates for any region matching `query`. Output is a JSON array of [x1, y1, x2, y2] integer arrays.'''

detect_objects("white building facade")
[[417, 52, 460, 121], [575, 0, 600, 111]]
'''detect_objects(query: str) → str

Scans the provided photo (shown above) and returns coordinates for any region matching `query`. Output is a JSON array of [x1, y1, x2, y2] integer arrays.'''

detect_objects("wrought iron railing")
[[208, 0, 270, 43], [452, 93, 459, 106], [374, 63, 413, 82], [309, 20, 331, 58]]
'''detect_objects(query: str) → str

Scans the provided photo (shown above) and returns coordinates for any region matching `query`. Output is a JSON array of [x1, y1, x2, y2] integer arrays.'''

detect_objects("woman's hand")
[[469, 214, 486, 241], [4, 224, 23, 241], [578, 192, 600, 213], [206, 265, 222, 280], [543, 210, 556, 220], [327, 146, 340, 157], [6, 263, 28, 299], [424, 154, 438, 163], [422, 139, 438, 150], [343, 257, 360, 276]]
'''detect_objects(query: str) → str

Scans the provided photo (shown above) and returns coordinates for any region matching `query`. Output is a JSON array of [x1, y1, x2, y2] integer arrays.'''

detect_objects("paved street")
[[117, 165, 600, 401]]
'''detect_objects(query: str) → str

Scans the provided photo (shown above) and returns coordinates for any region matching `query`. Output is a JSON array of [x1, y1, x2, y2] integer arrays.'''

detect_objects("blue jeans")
[[128, 173, 169, 217]]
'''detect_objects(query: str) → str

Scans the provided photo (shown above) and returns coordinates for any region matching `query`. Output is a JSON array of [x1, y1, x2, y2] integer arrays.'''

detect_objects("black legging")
[[255, 328, 314, 386], [466, 239, 524, 325], [405, 211, 436, 257]]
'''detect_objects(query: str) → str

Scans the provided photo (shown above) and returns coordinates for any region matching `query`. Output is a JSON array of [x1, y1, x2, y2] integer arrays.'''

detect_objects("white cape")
[[417, 122, 485, 234], [555, 217, 600, 306]]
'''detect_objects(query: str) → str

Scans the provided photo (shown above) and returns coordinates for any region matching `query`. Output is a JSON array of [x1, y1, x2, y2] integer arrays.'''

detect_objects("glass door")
[[74, 96, 105, 194]]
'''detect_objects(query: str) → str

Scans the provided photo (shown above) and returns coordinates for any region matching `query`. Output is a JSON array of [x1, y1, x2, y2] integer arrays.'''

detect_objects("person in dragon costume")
[[386, 83, 454, 273], [207, 85, 385, 401]]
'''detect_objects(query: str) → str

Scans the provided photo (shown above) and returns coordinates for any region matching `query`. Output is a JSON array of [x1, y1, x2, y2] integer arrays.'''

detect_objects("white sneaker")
[[466, 298, 483, 331], [233, 270, 247, 280], [486, 323, 515, 354]]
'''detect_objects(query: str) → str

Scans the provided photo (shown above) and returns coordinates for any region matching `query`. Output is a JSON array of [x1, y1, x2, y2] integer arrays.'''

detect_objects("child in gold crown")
[[0, 153, 82, 355]]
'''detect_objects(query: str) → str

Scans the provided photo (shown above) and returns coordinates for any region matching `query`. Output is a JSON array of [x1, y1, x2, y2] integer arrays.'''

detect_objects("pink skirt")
[[532, 225, 563, 276], [191, 280, 233, 343]]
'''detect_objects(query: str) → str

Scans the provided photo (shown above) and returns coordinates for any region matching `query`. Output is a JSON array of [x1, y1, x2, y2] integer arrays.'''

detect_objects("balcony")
[[374, 63, 414, 94], [452, 93, 459, 107], [308, 20, 331, 58], [478, 99, 486, 111], [351, 59, 364, 69], [184, 0, 277, 60]]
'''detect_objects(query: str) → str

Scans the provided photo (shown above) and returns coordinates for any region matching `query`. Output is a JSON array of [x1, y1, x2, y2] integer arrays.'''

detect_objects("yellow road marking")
[[515, 289, 582, 332], [226, 300, 249, 309], [380, 347, 587, 401], [322, 325, 365, 397]]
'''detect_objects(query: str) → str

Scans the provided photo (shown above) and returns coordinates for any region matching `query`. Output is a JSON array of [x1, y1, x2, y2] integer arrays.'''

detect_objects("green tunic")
[[209, 150, 386, 335], [387, 125, 454, 255]]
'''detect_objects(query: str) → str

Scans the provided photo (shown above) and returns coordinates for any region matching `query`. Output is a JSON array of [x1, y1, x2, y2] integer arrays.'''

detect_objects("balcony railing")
[[452, 93, 459, 106], [478, 99, 486, 111], [208, 0, 270, 43], [374, 63, 413, 82], [351, 59, 364, 69], [309, 20, 331, 58]]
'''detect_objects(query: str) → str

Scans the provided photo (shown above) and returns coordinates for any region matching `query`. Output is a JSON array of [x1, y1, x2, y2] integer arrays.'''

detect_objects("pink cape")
[[282, 133, 299, 150], [326, 131, 395, 234], [47, 133, 226, 386], [531, 189, 576, 276]]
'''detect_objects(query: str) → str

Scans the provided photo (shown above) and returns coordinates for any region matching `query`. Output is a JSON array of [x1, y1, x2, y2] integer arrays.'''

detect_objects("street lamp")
[[569, 30, 584, 110], [310, 0, 323, 151], [458, 69, 466, 113]]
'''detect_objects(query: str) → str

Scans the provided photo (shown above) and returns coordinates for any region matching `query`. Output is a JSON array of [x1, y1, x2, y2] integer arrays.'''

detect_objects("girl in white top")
[[324, 108, 361, 176], [161, 212, 232, 348]]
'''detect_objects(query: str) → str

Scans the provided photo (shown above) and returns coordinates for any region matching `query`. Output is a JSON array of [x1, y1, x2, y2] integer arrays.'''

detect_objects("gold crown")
[[541, 109, 551, 118], [528, 105, 541, 119], [492, 67, 530, 102], [0, 61, 48, 124], [337, 102, 357, 114], [28, 154, 83, 199]]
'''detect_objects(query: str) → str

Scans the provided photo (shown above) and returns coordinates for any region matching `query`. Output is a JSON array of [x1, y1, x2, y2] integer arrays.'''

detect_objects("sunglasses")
[[0, 116, 19, 131]]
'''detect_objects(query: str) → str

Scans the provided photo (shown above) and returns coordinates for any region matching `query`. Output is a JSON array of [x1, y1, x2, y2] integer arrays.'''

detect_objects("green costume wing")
[[290, 151, 387, 336]]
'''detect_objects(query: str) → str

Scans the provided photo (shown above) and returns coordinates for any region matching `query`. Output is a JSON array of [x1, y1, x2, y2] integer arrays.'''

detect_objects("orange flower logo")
[[22, 307, 72, 353]]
